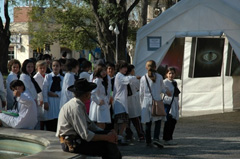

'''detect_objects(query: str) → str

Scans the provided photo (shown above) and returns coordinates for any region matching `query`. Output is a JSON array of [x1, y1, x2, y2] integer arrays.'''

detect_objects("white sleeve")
[[16, 93, 34, 108], [42, 75, 49, 103], [139, 77, 145, 105], [0, 72, 6, 101], [91, 80, 101, 105]]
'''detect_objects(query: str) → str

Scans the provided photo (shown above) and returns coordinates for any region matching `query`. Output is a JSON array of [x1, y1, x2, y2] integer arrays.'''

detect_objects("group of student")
[[0, 54, 180, 149]]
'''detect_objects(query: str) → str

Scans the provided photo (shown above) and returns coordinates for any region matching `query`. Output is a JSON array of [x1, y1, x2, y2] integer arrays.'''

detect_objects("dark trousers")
[[105, 105, 114, 130], [163, 104, 177, 141], [125, 116, 145, 140], [145, 120, 161, 144], [44, 118, 58, 132], [61, 131, 122, 159]]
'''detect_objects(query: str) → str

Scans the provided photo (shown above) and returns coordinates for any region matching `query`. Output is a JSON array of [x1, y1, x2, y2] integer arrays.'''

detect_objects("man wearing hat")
[[56, 78, 122, 159]]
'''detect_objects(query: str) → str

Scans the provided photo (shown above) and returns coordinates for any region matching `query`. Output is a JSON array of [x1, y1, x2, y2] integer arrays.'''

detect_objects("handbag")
[[145, 75, 166, 116]]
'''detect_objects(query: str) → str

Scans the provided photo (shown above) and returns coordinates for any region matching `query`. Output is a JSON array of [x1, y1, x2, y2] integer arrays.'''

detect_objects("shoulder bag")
[[145, 75, 166, 116]]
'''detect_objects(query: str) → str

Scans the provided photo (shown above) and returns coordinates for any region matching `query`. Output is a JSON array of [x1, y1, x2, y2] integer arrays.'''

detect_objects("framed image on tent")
[[147, 37, 161, 51], [157, 38, 184, 79], [226, 44, 240, 76], [189, 38, 225, 78]]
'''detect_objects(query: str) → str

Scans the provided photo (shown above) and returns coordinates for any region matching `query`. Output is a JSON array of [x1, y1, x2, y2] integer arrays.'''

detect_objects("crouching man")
[[56, 78, 122, 159]]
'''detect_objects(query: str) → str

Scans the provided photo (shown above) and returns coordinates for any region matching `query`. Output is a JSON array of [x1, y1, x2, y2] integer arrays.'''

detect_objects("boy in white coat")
[[113, 60, 137, 144], [0, 80, 37, 129]]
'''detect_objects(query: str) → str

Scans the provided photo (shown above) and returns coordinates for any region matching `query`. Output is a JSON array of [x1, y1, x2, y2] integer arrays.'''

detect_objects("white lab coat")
[[163, 79, 179, 120], [43, 72, 63, 120], [113, 72, 136, 115], [127, 75, 141, 118], [0, 72, 6, 110], [59, 72, 75, 108], [33, 72, 45, 121], [79, 71, 91, 82], [140, 73, 166, 123], [0, 91, 38, 129], [20, 73, 38, 100], [89, 78, 111, 123], [6, 72, 18, 110]]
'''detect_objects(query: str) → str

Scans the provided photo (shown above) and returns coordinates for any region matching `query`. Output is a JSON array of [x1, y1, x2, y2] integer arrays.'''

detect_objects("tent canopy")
[[133, 0, 240, 76], [133, 0, 240, 115]]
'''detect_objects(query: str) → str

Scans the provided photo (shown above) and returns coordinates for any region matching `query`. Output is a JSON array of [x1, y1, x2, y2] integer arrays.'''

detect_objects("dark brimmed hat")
[[68, 78, 97, 94]]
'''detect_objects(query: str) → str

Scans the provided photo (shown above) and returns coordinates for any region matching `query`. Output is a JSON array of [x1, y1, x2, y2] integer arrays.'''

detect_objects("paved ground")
[[119, 110, 240, 159], [1, 111, 240, 159]]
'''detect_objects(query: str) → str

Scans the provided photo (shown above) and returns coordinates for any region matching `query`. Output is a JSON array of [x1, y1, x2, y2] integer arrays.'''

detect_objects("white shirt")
[[59, 72, 75, 108], [20, 73, 38, 100], [6, 72, 18, 109], [0, 91, 38, 129], [113, 72, 136, 115]]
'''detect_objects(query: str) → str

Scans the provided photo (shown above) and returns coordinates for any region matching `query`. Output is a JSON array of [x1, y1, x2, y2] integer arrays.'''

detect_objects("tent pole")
[[222, 42, 226, 113], [180, 38, 186, 117]]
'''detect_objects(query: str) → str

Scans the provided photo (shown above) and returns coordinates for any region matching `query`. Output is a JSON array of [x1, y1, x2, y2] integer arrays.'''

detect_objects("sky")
[[0, 0, 14, 22]]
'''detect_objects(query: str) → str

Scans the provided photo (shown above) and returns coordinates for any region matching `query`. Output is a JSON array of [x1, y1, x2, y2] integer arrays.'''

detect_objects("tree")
[[0, 0, 11, 74], [140, 0, 148, 27], [86, 0, 140, 62], [29, 2, 98, 55], [29, 0, 140, 62]]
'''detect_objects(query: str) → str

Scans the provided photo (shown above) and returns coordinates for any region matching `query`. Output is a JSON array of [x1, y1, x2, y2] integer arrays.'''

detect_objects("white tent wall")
[[180, 38, 234, 116], [133, 0, 240, 116]]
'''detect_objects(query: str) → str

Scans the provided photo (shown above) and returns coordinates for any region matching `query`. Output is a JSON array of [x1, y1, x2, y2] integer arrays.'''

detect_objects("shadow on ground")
[[119, 111, 240, 159]]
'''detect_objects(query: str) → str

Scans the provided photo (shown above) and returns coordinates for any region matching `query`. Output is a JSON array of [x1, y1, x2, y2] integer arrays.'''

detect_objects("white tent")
[[133, 0, 240, 116]]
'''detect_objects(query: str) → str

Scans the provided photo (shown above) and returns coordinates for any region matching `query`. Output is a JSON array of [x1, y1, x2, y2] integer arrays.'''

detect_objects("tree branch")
[[4, 0, 10, 32], [126, 0, 140, 17]]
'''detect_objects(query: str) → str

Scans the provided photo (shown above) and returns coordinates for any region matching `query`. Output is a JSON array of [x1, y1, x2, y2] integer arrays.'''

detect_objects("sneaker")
[[152, 140, 164, 148], [163, 140, 178, 145]]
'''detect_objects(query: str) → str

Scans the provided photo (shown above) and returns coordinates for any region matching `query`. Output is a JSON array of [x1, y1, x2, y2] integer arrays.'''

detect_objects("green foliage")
[[28, 1, 98, 51]]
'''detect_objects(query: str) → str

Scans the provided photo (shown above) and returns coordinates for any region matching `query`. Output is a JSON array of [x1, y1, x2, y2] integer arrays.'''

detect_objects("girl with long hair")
[[140, 60, 171, 147]]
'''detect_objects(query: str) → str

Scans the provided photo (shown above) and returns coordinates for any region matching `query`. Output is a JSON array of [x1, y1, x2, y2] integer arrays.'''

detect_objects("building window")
[[8, 47, 14, 60], [189, 37, 225, 78]]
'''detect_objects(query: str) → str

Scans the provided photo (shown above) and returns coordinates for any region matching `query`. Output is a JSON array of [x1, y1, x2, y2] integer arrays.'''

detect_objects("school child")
[[89, 64, 111, 129], [0, 80, 37, 129], [20, 59, 41, 102], [6, 59, 21, 110], [140, 60, 171, 148], [79, 60, 92, 82], [59, 58, 79, 108], [43, 60, 63, 132], [113, 60, 136, 145], [33, 60, 47, 129], [59, 58, 67, 76], [105, 62, 116, 130], [125, 65, 145, 142], [162, 67, 180, 145], [0, 71, 6, 110], [42, 54, 52, 74]]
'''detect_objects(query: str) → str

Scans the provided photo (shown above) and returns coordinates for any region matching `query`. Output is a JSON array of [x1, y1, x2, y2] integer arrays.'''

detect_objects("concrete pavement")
[[0, 111, 240, 159], [119, 110, 240, 159]]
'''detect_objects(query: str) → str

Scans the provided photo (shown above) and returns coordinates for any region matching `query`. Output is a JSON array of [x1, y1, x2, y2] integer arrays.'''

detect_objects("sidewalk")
[[119, 110, 240, 159]]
